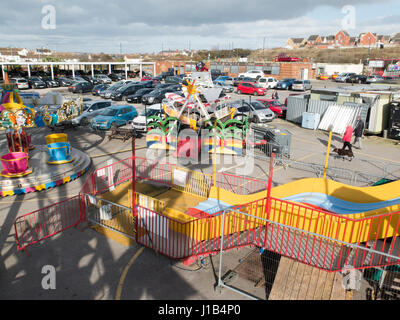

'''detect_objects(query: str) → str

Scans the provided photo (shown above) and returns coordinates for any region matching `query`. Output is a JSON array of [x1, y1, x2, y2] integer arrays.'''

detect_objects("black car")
[[154, 83, 177, 90], [56, 77, 73, 86], [107, 73, 124, 81], [160, 70, 174, 80], [140, 80, 155, 88], [68, 81, 94, 93], [82, 76, 100, 85], [111, 83, 146, 101], [92, 84, 110, 96], [41, 77, 60, 88], [126, 88, 154, 103], [233, 77, 256, 87], [142, 87, 181, 105], [346, 74, 368, 84], [27, 76, 46, 89], [165, 76, 183, 85]]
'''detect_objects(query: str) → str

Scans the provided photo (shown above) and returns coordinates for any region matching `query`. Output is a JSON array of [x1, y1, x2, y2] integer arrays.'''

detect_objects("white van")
[[257, 77, 278, 89]]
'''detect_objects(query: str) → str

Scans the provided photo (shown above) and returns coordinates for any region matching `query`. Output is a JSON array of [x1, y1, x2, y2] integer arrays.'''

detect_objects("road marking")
[[115, 246, 145, 300]]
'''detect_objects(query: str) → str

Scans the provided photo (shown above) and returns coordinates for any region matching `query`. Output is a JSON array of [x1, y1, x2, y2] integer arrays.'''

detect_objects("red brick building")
[[358, 32, 377, 47], [307, 35, 322, 46], [335, 30, 351, 46]]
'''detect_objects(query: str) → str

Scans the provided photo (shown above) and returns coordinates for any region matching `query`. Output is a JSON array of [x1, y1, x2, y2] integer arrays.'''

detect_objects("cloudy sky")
[[1, 0, 399, 54]]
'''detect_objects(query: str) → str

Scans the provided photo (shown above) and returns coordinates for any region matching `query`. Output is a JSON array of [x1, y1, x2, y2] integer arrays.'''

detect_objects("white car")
[[257, 77, 278, 89], [132, 104, 163, 132], [238, 70, 265, 79], [11, 78, 29, 89]]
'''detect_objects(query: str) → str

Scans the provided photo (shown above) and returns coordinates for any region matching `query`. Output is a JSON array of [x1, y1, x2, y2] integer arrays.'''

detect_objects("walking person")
[[353, 116, 364, 149], [341, 125, 353, 152]]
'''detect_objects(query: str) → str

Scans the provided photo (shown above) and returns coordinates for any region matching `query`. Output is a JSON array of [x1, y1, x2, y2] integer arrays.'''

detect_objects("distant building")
[[307, 35, 322, 46], [358, 32, 377, 47], [335, 30, 351, 46], [286, 38, 307, 49]]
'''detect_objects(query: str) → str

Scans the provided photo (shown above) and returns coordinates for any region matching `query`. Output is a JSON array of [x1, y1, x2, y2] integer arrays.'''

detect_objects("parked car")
[[56, 77, 73, 86], [238, 70, 265, 79], [292, 80, 312, 91], [126, 88, 155, 103], [335, 73, 357, 83], [92, 84, 110, 96], [160, 70, 175, 80], [27, 76, 46, 89], [346, 74, 368, 84], [237, 82, 267, 96], [68, 81, 93, 93], [42, 77, 60, 88], [214, 76, 234, 85], [72, 100, 112, 126], [256, 99, 287, 118], [142, 87, 181, 105], [275, 55, 299, 62], [100, 82, 126, 99], [94, 74, 112, 84], [366, 75, 384, 83], [108, 73, 124, 81], [165, 76, 183, 85], [276, 78, 296, 90], [90, 105, 138, 130], [214, 81, 234, 93], [82, 76, 100, 85], [11, 78, 29, 90], [226, 100, 274, 123], [111, 83, 147, 101], [132, 104, 163, 132], [257, 77, 278, 89], [233, 77, 256, 87]]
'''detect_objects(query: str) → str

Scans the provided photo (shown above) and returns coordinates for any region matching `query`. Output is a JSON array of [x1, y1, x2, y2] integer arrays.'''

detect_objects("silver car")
[[214, 81, 234, 93], [292, 80, 312, 91], [229, 100, 275, 123], [72, 100, 112, 125]]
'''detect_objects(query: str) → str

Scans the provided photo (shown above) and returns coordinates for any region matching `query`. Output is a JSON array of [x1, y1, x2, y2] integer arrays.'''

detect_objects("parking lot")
[[1, 76, 400, 302]]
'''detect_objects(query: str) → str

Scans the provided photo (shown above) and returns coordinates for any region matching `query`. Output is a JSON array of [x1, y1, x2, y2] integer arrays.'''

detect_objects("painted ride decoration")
[[0, 77, 35, 177], [145, 72, 250, 157]]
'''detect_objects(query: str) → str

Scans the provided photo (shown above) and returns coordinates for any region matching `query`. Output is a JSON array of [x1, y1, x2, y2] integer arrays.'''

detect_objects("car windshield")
[[269, 100, 282, 106], [82, 103, 92, 111], [251, 102, 266, 110], [136, 88, 152, 95], [116, 85, 130, 92], [253, 83, 262, 88], [140, 109, 159, 116], [101, 109, 118, 116], [294, 81, 303, 84]]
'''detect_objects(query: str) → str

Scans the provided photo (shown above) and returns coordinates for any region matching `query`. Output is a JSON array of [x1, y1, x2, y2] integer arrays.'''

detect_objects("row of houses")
[[287, 30, 399, 49], [0, 47, 52, 63]]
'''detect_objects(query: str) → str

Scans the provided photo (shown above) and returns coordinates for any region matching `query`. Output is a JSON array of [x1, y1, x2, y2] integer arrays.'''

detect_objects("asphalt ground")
[[1, 79, 399, 302]]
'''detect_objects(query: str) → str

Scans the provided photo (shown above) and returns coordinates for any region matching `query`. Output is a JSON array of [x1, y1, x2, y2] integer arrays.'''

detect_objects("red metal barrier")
[[14, 195, 84, 252]]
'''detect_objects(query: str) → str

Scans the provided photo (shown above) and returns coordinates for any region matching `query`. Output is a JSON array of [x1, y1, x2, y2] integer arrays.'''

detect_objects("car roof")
[[84, 100, 110, 105]]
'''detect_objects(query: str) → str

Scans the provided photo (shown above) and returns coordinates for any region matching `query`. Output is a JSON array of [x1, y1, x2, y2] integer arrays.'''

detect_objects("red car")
[[237, 82, 267, 96], [257, 99, 287, 117], [141, 75, 153, 81]]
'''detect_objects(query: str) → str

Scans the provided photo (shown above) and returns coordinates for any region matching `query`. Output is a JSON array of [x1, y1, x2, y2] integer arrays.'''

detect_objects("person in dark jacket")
[[353, 116, 364, 149], [271, 90, 279, 100]]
